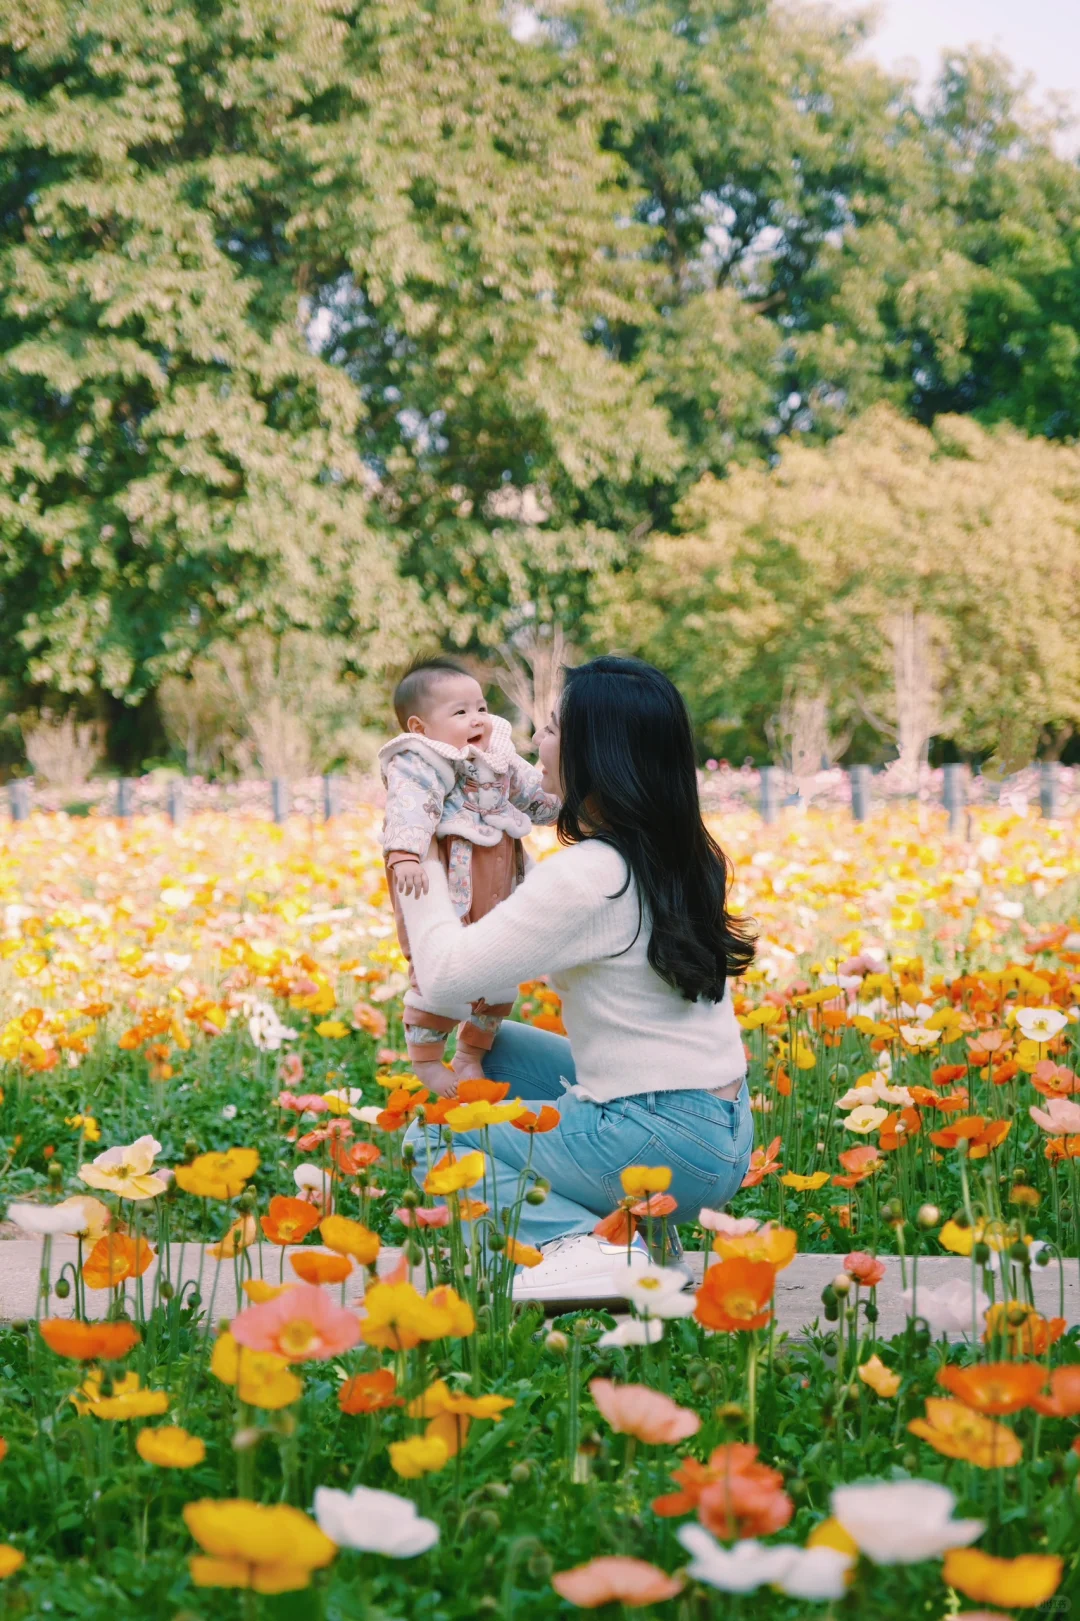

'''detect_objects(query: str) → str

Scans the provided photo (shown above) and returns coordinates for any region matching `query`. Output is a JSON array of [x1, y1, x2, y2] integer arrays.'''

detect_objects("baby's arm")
[[384, 753, 446, 895], [506, 752, 561, 826]]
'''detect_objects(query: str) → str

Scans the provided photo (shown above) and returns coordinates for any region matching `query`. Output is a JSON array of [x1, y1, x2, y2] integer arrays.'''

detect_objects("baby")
[[380, 657, 560, 1091]]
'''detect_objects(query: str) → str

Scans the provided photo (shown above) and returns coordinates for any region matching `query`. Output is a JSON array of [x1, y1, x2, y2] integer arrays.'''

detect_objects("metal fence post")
[[271, 778, 290, 825], [849, 764, 871, 823], [760, 766, 778, 826], [943, 762, 964, 835], [167, 779, 186, 826], [116, 777, 133, 820], [322, 773, 340, 822], [9, 781, 30, 822], [1040, 760, 1061, 820]]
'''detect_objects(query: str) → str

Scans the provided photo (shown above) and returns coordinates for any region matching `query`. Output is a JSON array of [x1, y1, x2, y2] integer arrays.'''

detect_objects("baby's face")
[[409, 674, 492, 751]]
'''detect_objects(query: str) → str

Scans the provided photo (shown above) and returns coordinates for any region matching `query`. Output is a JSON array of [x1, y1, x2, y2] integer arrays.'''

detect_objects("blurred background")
[[2, 0, 1080, 803]]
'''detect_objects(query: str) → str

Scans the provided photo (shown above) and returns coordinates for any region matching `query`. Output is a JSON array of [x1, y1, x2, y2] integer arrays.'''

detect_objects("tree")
[[0, 0, 418, 711], [592, 405, 1080, 762]]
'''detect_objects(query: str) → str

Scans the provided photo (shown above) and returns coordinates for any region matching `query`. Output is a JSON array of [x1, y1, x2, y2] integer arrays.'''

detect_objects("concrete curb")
[[1, 1241, 1075, 1338]]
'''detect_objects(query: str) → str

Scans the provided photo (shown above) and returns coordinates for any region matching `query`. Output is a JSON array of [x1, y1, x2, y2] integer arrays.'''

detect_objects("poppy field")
[[0, 803, 1078, 1617]]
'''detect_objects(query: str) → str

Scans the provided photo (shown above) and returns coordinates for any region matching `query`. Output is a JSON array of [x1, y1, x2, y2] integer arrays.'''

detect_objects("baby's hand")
[[394, 860, 429, 897]]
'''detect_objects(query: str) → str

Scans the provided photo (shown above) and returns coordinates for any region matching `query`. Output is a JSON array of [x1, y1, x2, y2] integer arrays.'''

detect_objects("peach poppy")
[[711, 1225, 796, 1271], [1032, 1366, 1080, 1418], [82, 1232, 155, 1291], [593, 1209, 638, 1244], [337, 1369, 402, 1414], [260, 1197, 321, 1247], [694, 1258, 775, 1332], [740, 1136, 782, 1188], [290, 1251, 352, 1286], [511, 1105, 561, 1134], [630, 1193, 678, 1218], [844, 1251, 886, 1287], [276, 1091, 328, 1114], [39, 1319, 140, 1361], [1030, 1097, 1080, 1135], [653, 1443, 793, 1539], [929, 1115, 1011, 1158], [589, 1380, 700, 1446], [908, 1398, 1022, 1468], [551, 1556, 683, 1608], [296, 1119, 353, 1153], [937, 1360, 1046, 1415], [1031, 1060, 1080, 1098], [967, 1031, 1010, 1059], [231, 1282, 361, 1361]]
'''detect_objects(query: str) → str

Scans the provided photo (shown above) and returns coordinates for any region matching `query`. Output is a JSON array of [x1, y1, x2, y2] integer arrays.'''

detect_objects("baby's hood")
[[378, 714, 517, 786]]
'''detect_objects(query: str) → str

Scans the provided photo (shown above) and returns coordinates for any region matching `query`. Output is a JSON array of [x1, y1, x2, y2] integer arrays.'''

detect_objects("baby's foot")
[[450, 1042, 488, 1083], [411, 1058, 456, 1095]]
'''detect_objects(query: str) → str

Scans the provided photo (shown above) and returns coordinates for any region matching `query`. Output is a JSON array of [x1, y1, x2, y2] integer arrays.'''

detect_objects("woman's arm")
[[399, 845, 619, 1006]]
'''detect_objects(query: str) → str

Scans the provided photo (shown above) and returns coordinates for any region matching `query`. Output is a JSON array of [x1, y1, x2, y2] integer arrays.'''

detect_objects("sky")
[[835, 0, 1080, 135]]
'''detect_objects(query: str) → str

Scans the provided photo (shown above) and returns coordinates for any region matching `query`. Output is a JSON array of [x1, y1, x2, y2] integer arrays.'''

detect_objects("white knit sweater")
[[400, 838, 747, 1102]]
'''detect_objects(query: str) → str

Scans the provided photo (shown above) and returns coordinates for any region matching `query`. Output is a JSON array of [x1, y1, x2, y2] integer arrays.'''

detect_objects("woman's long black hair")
[[556, 656, 755, 1002]]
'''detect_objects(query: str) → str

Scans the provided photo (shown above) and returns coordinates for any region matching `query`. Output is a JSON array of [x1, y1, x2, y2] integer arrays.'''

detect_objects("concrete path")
[[1, 1240, 1075, 1337]]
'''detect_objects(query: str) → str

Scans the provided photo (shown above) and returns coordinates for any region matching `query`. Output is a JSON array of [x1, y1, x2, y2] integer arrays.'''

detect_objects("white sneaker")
[[511, 1234, 651, 1304]]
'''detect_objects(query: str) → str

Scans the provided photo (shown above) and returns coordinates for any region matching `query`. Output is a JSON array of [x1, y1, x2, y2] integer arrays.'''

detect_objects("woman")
[[400, 655, 755, 1301]]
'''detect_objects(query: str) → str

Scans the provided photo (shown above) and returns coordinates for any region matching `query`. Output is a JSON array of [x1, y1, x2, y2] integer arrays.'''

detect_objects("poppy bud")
[[1036, 1248, 1052, 1267], [528, 1552, 553, 1580], [488, 1232, 507, 1252], [832, 1273, 852, 1297], [715, 1402, 746, 1427], [545, 1331, 568, 1354], [232, 1427, 260, 1452], [401, 1142, 416, 1167], [405, 1243, 423, 1266], [401, 1189, 420, 1208], [916, 1204, 940, 1229], [183, 1138, 199, 1162], [524, 1188, 547, 1205], [159, 1280, 174, 1300], [509, 1462, 531, 1485], [47, 1161, 63, 1188], [54, 1278, 70, 1299], [1008, 1240, 1029, 1264], [951, 1209, 971, 1229], [972, 1241, 991, 1265]]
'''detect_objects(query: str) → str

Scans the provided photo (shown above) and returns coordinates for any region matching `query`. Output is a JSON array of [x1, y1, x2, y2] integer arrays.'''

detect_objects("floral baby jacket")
[[379, 715, 559, 914]]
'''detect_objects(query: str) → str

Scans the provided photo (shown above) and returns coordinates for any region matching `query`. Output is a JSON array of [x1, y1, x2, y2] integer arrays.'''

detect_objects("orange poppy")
[[653, 1443, 792, 1539], [422, 1096, 459, 1127], [39, 1319, 140, 1361], [82, 1233, 155, 1291], [931, 1063, 968, 1088], [456, 1078, 510, 1104], [929, 1115, 1011, 1158], [511, 1106, 561, 1134], [909, 1398, 1022, 1468], [290, 1251, 352, 1286], [330, 1138, 382, 1176], [338, 1368, 402, 1414], [593, 1209, 638, 1245], [832, 1144, 881, 1189], [694, 1258, 775, 1333], [984, 1302, 1066, 1357], [1033, 1367, 1080, 1418], [740, 1136, 782, 1189], [1045, 1135, 1080, 1163], [878, 1107, 921, 1152], [990, 1060, 1020, 1086], [260, 1196, 321, 1247], [937, 1360, 1045, 1415]]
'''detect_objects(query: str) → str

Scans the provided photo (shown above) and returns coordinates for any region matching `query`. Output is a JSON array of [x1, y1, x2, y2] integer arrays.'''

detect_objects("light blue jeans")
[[403, 1021, 755, 1248]]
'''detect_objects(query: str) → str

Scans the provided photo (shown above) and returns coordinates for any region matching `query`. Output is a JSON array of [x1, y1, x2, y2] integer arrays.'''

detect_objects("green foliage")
[[3, 0, 1080, 755]]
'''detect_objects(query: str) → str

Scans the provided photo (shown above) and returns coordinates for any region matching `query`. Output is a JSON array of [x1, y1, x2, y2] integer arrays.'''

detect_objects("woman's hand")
[[394, 859, 429, 897]]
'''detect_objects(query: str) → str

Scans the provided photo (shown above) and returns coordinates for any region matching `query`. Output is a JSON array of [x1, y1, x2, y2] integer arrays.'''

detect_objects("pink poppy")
[[278, 1052, 304, 1087], [1030, 1097, 1080, 1135], [589, 1380, 700, 1445], [552, 1557, 683, 1608], [230, 1282, 360, 1361], [296, 1119, 354, 1152], [699, 1210, 761, 1236], [395, 1205, 451, 1229], [276, 1090, 329, 1115]]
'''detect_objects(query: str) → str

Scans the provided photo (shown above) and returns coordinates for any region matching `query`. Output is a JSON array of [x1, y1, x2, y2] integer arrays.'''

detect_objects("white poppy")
[[597, 1318, 665, 1348], [1014, 1007, 1069, 1043], [621, 1264, 697, 1320], [901, 1278, 990, 1335], [830, 1479, 984, 1565], [677, 1527, 797, 1594], [898, 1025, 940, 1050], [8, 1202, 85, 1235], [313, 1485, 439, 1557], [844, 1105, 889, 1134]]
